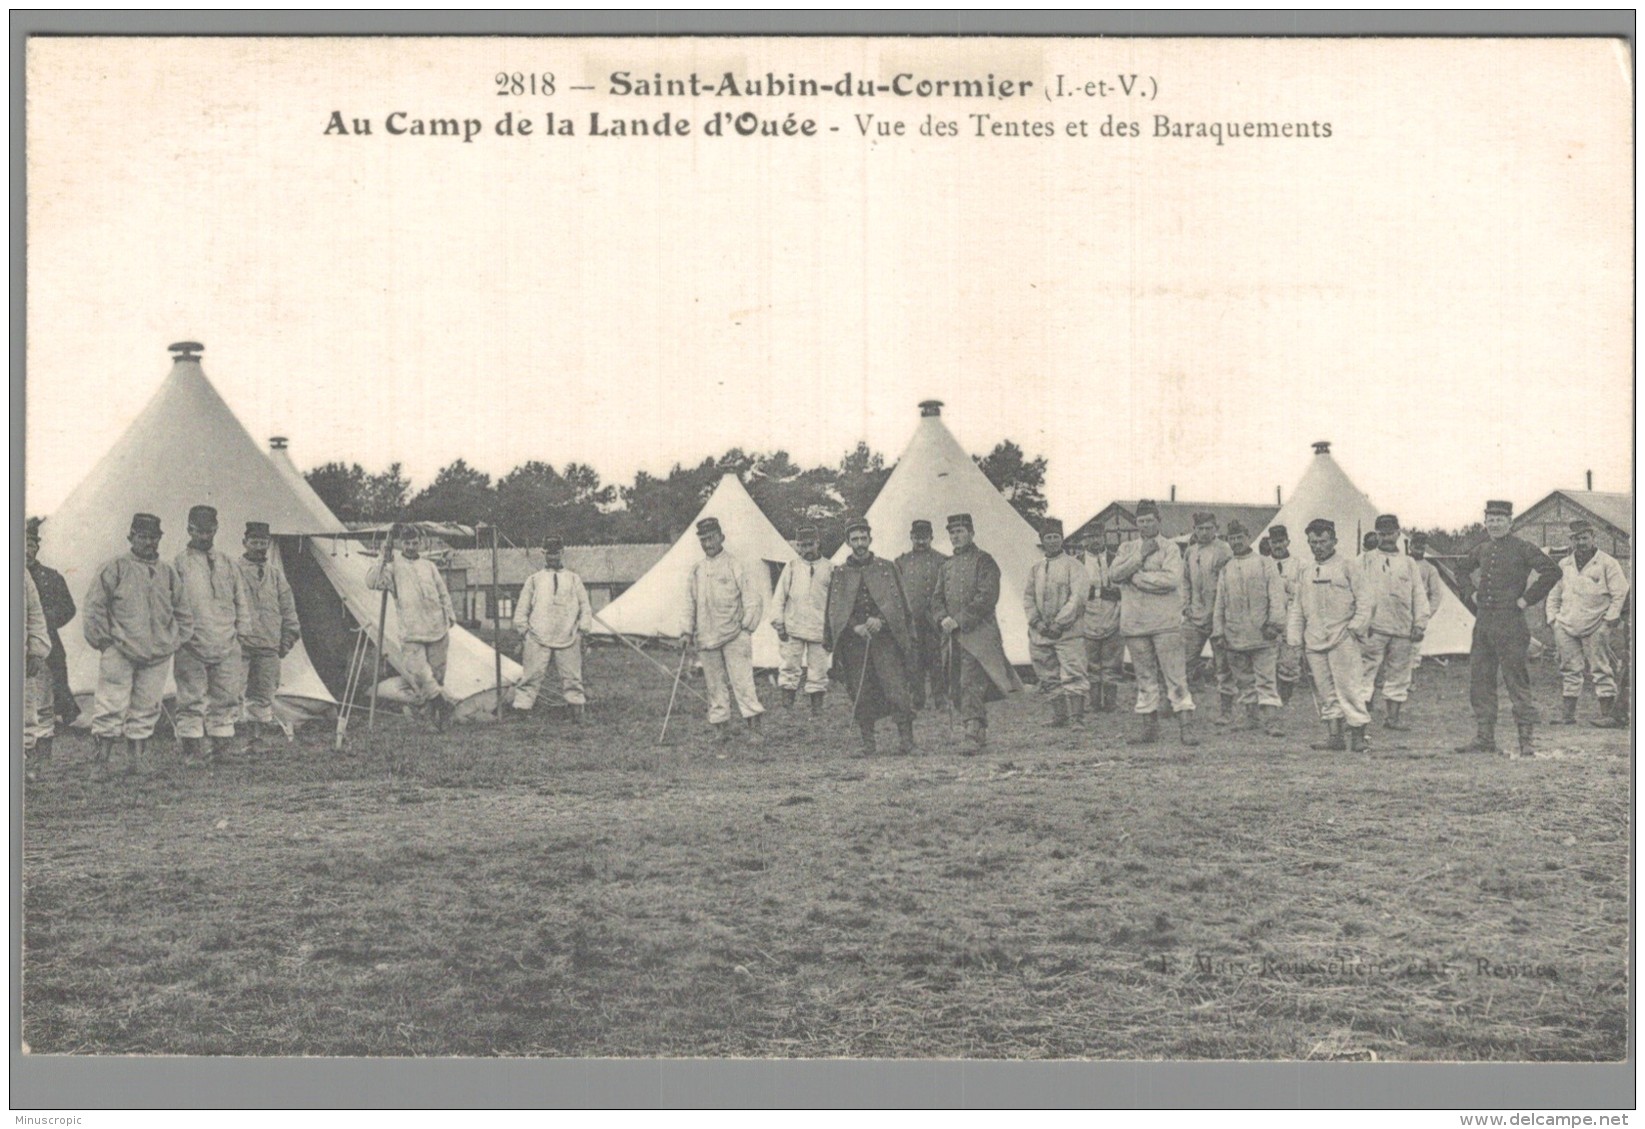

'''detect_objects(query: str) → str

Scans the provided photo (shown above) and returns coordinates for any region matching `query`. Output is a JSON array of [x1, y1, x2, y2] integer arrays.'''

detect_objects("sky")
[[25, 37, 1633, 531]]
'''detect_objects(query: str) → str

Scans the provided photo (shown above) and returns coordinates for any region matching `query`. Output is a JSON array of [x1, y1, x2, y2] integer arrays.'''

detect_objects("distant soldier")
[[1287, 518, 1373, 753], [931, 513, 1023, 752], [1267, 525, 1304, 705], [1454, 500, 1562, 758], [23, 567, 51, 780], [826, 519, 918, 755], [234, 520, 300, 752], [1406, 533, 1448, 683], [82, 512, 193, 772], [682, 516, 766, 744], [1211, 520, 1288, 735], [1357, 514, 1432, 732], [511, 536, 594, 722], [1182, 511, 1236, 725], [771, 526, 833, 713], [895, 519, 948, 711], [1362, 531, 1381, 555], [173, 505, 247, 762], [1546, 519, 1628, 728], [1076, 529, 1126, 713], [1024, 518, 1088, 727], [1110, 500, 1198, 747], [367, 523, 457, 730], [25, 518, 80, 728]]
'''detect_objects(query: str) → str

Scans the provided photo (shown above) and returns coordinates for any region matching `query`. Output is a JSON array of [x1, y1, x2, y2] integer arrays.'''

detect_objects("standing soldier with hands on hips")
[[1453, 500, 1562, 758], [1545, 519, 1628, 728]]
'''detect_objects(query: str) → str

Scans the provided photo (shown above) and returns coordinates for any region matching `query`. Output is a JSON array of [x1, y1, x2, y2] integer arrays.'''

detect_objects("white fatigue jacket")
[[1547, 550, 1629, 637], [175, 546, 246, 664], [515, 567, 593, 649], [1109, 536, 1186, 637], [82, 554, 194, 665], [1076, 550, 1122, 640], [25, 571, 49, 659], [1412, 557, 1446, 627], [771, 556, 832, 643], [1183, 539, 1233, 629], [1212, 551, 1287, 651], [1024, 552, 1087, 644], [1356, 549, 1433, 638], [685, 550, 765, 651], [367, 555, 455, 644], [235, 555, 300, 654], [1287, 552, 1372, 652]]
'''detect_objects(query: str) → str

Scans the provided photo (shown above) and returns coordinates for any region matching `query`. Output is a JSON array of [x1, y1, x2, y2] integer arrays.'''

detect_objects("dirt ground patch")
[[21, 647, 1629, 1059]]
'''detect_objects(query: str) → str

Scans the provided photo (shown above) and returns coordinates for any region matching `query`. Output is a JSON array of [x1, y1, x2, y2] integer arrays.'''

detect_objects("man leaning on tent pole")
[[367, 522, 458, 730]]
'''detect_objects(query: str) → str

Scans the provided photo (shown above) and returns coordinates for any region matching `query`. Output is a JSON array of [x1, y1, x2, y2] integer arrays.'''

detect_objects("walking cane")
[[852, 631, 874, 717], [658, 644, 689, 746]]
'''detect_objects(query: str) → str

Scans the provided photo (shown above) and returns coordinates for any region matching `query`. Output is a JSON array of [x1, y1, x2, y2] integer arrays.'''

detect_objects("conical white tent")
[[40, 345, 337, 722], [589, 474, 794, 668], [40, 344, 520, 723], [835, 401, 1042, 665], [265, 440, 523, 719], [1262, 441, 1474, 655]]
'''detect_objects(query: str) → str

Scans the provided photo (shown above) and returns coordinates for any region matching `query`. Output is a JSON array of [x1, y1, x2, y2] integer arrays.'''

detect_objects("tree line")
[[304, 440, 1051, 552]]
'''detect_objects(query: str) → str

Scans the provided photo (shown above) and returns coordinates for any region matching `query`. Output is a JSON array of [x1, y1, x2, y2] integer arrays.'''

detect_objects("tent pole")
[[491, 522, 503, 721], [367, 532, 390, 738]]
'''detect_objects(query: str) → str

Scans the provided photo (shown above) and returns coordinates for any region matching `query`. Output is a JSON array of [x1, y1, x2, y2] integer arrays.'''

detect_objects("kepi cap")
[[845, 518, 872, 537], [130, 512, 163, 536], [795, 525, 818, 541], [244, 521, 271, 538], [695, 517, 722, 537], [1485, 499, 1513, 517], [1191, 511, 1216, 526], [1568, 519, 1594, 535], [1040, 518, 1063, 536], [1268, 524, 1289, 540], [945, 513, 973, 531], [1225, 519, 1248, 536], [543, 536, 564, 553], [910, 519, 933, 536], [1134, 499, 1160, 518], [187, 504, 218, 528], [1375, 514, 1400, 533]]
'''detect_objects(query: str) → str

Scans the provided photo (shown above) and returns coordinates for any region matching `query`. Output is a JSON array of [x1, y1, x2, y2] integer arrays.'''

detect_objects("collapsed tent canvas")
[[835, 401, 1042, 666], [266, 432, 523, 720], [1262, 441, 1475, 655], [589, 473, 794, 668]]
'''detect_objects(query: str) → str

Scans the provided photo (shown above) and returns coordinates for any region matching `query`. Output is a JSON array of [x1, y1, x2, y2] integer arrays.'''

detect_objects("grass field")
[[21, 645, 1629, 1060]]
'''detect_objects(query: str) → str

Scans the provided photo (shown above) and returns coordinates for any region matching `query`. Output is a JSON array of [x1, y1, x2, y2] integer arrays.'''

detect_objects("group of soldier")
[[669, 497, 1629, 760], [20, 493, 1630, 775], [23, 506, 300, 778]]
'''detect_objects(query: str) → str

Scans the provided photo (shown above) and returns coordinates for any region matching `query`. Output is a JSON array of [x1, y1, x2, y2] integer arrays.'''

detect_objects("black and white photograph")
[[17, 30, 1633, 1093]]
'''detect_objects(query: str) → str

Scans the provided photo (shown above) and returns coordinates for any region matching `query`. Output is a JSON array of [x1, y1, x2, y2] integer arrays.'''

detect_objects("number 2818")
[[495, 72, 556, 96]]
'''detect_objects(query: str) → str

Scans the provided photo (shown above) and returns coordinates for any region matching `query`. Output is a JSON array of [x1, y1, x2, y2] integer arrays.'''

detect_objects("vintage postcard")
[[21, 33, 1632, 1080]]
